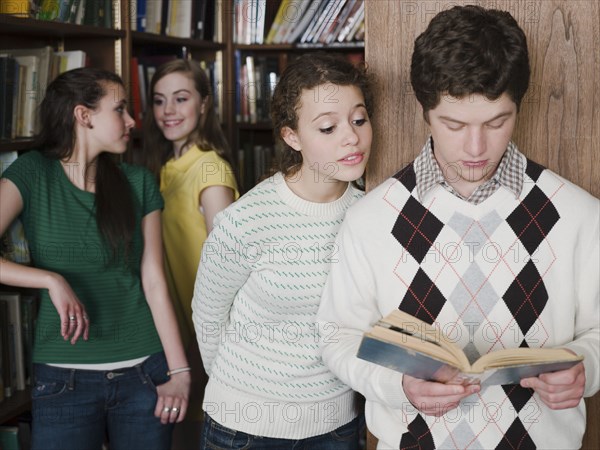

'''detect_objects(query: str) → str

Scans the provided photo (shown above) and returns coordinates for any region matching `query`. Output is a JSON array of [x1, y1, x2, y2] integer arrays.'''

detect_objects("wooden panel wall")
[[364, 1, 599, 448]]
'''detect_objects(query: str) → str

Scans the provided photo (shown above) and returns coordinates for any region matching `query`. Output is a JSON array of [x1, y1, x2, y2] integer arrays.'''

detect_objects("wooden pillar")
[[364, 1, 600, 448]]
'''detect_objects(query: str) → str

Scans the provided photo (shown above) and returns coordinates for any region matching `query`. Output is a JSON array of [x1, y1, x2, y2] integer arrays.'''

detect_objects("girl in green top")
[[0, 68, 190, 450]]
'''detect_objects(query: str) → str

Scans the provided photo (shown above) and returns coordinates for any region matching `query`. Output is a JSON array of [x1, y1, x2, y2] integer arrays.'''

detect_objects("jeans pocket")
[[31, 378, 68, 401], [140, 353, 169, 393], [203, 416, 252, 449], [330, 418, 359, 442]]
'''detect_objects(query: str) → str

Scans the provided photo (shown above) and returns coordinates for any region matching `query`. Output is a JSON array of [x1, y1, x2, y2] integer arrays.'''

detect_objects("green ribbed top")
[[2, 151, 164, 363]]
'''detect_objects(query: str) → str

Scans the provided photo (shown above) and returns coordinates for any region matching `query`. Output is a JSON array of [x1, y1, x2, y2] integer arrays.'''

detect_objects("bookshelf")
[[0, 5, 128, 426], [0, 0, 227, 431], [0, 0, 366, 432], [224, 0, 366, 191]]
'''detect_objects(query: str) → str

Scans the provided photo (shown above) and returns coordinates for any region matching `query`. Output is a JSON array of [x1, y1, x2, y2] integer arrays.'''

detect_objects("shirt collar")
[[414, 137, 524, 203]]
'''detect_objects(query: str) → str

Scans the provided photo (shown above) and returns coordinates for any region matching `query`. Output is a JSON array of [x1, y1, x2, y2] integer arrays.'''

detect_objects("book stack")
[[0, 47, 87, 141], [129, 0, 217, 41], [0, 291, 39, 402], [234, 52, 279, 125], [265, 0, 365, 45], [0, 152, 30, 265], [12, 0, 116, 28], [238, 142, 275, 193]]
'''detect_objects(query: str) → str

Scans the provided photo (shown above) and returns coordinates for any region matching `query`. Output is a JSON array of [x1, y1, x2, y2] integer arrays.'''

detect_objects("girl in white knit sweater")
[[192, 52, 374, 449]]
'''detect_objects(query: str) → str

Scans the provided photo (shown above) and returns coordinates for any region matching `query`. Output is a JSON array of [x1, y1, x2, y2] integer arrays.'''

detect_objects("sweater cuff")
[[562, 342, 600, 398], [374, 367, 409, 409]]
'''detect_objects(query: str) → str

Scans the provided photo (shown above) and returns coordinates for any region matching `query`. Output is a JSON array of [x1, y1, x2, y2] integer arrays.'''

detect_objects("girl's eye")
[[353, 118, 367, 126], [319, 126, 335, 134], [116, 106, 125, 113], [153, 98, 163, 106], [176, 97, 188, 103]]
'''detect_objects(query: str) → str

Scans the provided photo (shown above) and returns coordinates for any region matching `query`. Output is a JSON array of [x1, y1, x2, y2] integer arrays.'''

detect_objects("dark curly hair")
[[411, 5, 530, 118], [270, 52, 374, 177]]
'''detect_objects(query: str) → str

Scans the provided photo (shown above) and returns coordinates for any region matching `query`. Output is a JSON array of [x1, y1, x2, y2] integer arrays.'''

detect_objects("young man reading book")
[[317, 5, 599, 449]]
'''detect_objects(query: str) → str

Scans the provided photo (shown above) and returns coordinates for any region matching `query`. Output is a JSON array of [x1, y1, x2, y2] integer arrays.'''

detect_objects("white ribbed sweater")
[[192, 172, 363, 439]]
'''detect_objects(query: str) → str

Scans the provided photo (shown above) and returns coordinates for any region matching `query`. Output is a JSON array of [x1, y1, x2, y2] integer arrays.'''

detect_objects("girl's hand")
[[47, 273, 90, 344], [154, 371, 191, 424]]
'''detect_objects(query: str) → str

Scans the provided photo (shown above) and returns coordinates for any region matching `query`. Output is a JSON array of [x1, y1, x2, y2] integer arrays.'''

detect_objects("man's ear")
[[74, 105, 93, 129], [281, 126, 301, 151]]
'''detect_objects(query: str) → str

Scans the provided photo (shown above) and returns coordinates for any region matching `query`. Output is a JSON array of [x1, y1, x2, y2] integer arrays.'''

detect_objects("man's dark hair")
[[411, 5, 530, 116]]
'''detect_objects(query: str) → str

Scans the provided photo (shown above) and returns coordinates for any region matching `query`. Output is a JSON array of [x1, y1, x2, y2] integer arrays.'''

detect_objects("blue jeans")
[[200, 414, 364, 450], [31, 352, 173, 450]]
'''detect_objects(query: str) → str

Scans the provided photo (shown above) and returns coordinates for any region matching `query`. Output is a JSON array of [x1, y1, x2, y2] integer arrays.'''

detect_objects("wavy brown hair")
[[411, 5, 530, 117], [270, 52, 374, 177]]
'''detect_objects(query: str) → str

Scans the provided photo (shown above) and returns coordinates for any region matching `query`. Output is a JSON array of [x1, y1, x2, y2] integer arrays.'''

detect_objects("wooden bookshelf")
[[225, 1, 366, 191], [0, 389, 31, 424], [0, 15, 125, 39], [0, 0, 366, 426]]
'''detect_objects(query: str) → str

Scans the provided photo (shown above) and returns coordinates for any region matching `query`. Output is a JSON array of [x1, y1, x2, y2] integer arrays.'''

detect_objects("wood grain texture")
[[364, 1, 599, 448]]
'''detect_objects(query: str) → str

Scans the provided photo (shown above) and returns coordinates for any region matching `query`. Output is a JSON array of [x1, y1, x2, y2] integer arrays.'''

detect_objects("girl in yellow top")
[[141, 59, 239, 441]]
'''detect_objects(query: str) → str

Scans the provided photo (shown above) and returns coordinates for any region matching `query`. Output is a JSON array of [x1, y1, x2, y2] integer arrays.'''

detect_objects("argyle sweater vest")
[[384, 159, 598, 449]]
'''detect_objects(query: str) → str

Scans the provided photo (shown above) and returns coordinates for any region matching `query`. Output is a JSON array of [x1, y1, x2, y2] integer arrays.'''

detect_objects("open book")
[[357, 310, 583, 386]]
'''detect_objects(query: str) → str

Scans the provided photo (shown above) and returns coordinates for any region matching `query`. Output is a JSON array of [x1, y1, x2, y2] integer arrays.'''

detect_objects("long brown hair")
[[141, 59, 235, 178], [36, 67, 135, 260]]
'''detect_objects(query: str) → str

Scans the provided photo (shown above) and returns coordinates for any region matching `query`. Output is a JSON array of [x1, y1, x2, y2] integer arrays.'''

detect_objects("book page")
[[382, 310, 470, 370], [472, 347, 582, 372]]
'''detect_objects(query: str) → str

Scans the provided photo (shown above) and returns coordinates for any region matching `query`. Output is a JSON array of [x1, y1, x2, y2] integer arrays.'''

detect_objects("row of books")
[[0, 47, 87, 140], [0, 0, 114, 28], [131, 0, 219, 40], [0, 291, 39, 404], [238, 142, 275, 193], [129, 54, 224, 129], [0, 152, 31, 266], [234, 0, 365, 45], [234, 52, 279, 124]]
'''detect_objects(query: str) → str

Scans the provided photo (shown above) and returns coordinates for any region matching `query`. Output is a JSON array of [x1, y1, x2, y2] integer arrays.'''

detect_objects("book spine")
[[0, 293, 26, 392]]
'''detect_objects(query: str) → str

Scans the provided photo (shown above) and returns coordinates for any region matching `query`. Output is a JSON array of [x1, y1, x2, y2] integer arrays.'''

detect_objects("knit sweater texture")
[[192, 172, 363, 439], [318, 150, 599, 449]]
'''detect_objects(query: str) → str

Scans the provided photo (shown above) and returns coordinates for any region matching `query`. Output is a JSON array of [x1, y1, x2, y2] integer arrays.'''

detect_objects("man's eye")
[[486, 121, 505, 129]]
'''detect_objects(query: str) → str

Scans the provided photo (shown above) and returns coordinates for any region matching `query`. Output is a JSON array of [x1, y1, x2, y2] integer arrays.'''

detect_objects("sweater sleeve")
[[317, 212, 410, 410], [563, 196, 600, 397], [191, 206, 252, 375]]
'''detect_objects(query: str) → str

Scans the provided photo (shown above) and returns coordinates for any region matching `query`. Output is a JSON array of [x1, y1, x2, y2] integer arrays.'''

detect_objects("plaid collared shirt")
[[413, 137, 524, 205]]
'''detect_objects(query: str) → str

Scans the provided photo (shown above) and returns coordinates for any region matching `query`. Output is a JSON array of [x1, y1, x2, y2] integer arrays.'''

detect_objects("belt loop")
[[135, 361, 147, 385], [68, 369, 76, 390]]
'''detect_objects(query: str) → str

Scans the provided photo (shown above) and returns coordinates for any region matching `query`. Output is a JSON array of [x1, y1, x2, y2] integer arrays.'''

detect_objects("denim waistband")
[[33, 352, 166, 385]]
